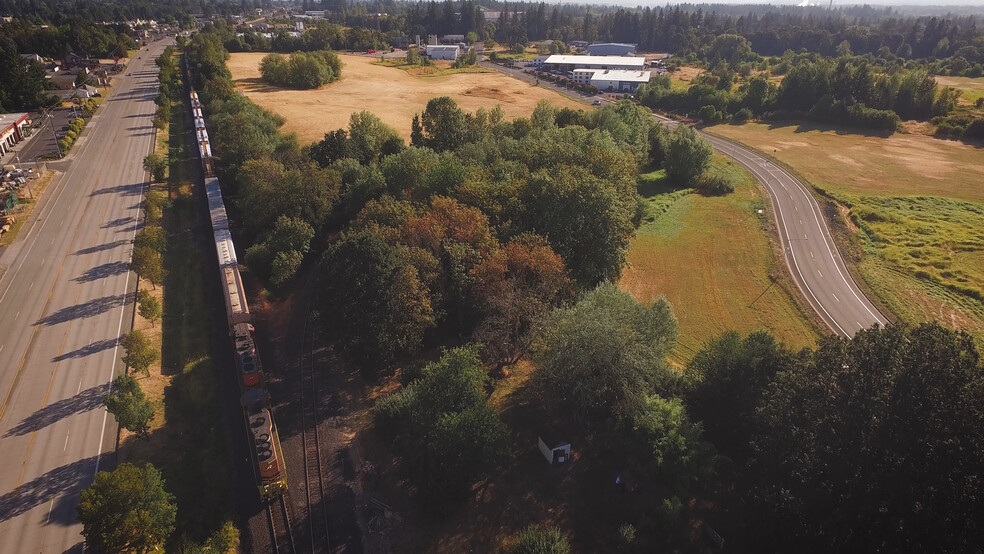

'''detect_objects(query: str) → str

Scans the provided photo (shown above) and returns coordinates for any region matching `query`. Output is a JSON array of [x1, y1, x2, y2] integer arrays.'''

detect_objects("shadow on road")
[[90, 182, 145, 197], [52, 338, 118, 362], [73, 261, 129, 283], [74, 240, 127, 256], [99, 217, 133, 229], [0, 455, 96, 524], [3, 384, 109, 438], [35, 293, 131, 327]]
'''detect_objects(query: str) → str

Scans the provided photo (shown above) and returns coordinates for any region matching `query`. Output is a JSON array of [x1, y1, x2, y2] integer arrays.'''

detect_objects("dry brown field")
[[935, 75, 984, 104], [226, 52, 585, 143], [707, 121, 984, 203]]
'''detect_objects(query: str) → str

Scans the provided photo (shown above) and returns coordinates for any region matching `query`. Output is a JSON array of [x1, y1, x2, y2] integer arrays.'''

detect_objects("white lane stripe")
[[703, 131, 848, 336], [818, 269, 823, 278], [774, 162, 887, 326], [833, 293, 840, 302], [64, 430, 70, 451]]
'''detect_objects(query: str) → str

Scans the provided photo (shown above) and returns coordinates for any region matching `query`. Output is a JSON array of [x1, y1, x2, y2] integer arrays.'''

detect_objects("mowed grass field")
[[935, 75, 984, 105], [226, 52, 585, 143], [708, 121, 984, 339], [707, 121, 984, 203], [621, 154, 819, 362]]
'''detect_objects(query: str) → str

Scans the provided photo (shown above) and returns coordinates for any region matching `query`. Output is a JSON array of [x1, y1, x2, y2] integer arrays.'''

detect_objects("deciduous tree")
[[77, 463, 176, 554], [104, 374, 154, 436]]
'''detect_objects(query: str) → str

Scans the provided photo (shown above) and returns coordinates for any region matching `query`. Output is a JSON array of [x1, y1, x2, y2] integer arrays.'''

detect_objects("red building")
[[0, 113, 30, 158]]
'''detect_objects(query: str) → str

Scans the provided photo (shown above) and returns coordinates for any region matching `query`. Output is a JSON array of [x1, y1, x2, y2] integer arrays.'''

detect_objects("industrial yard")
[[226, 52, 585, 142]]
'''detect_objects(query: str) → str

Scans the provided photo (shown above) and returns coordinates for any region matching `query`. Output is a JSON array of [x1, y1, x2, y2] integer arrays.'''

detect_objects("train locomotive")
[[191, 89, 287, 499]]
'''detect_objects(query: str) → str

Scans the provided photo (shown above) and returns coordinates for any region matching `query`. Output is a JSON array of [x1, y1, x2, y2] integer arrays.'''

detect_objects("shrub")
[[733, 107, 753, 122], [696, 173, 736, 195], [509, 526, 570, 554]]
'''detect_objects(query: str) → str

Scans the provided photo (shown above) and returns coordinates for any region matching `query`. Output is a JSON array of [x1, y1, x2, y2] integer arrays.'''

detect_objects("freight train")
[[191, 89, 287, 499]]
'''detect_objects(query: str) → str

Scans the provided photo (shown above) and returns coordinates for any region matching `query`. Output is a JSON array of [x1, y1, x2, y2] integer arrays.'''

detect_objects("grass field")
[[708, 121, 984, 339], [227, 52, 585, 143], [935, 75, 984, 105], [620, 154, 819, 362], [707, 121, 984, 203]]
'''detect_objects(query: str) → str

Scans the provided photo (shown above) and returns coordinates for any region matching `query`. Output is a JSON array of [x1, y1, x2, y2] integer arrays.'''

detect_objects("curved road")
[[661, 116, 887, 336], [0, 39, 170, 553], [481, 60, 887, 336]]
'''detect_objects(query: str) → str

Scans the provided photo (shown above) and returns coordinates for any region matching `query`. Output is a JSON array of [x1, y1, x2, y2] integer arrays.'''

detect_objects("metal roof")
[[543, 55, 646, 67]]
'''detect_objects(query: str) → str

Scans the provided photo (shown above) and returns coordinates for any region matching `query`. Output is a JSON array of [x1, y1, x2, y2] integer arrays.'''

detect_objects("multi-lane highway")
[[0, 39, 170, 553]]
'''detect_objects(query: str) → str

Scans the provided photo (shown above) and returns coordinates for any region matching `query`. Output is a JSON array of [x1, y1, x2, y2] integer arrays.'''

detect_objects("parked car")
[[592, 99, 602, 105]]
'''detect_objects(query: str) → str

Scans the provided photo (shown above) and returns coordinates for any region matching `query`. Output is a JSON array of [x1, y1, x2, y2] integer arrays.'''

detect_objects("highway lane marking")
[[772, 162, 888, 326], [64, 430, 70, 451], [77, 378, 82, 394], [818, 269, 823, 278], [29, 281, 33, 290], [95, 110, 155, 477], [810, 251, 814, 259], [720, 135, 849, 337], [14, 311, 18, 320], [15, 285, 79, 489], [46, 499, 54, 524], [833, 293, 840, 302]]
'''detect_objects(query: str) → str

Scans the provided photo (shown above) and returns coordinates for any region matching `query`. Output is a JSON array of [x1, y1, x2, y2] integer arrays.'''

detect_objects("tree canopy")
[[77, 463, 176, 554]]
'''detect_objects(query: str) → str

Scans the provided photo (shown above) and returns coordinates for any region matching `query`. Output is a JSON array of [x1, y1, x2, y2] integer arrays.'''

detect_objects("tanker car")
[[191, 88, 287, 499]]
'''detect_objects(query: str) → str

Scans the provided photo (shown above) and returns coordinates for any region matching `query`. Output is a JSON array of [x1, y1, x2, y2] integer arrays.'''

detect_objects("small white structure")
[[538, 430, 571, 465], [425, 45, 460, 61]]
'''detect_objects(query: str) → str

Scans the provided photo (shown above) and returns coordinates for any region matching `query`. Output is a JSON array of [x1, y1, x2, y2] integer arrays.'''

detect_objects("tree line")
[[637, 53, 961, 132]]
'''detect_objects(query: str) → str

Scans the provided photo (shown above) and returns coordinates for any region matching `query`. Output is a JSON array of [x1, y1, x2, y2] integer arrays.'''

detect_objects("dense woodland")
[[184, 24, 984, 551]]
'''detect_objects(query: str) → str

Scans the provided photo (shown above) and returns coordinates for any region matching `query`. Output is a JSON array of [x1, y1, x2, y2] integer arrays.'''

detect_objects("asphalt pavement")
[[0, 39, 171, 553], [656, 116, 887, 335]]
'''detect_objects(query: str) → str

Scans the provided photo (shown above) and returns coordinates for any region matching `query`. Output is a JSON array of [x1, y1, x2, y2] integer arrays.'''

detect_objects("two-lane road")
[[0, 40, 171, 553], [655, 114, 887, 335]]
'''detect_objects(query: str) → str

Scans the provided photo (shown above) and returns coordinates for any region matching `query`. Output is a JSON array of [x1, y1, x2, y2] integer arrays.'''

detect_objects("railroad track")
[[300, 313, 332, 553], [268, 495, 295, 554]]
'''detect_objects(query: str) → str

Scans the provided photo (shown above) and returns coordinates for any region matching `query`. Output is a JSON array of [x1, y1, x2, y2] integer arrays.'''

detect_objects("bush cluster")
[[259, 50, 341, 89], [58, 114, 87, 154]]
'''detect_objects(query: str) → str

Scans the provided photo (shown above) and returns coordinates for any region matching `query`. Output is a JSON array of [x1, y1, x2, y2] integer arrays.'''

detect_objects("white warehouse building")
[[542, 54, 646, 72], [425, 45, 460, 61], [587, 42, 638, 56], [573, 69, 652, 92]]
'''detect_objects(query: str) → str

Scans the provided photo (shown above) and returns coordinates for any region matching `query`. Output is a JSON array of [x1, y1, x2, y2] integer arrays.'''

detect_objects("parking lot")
[[2, 109, 76, 166]]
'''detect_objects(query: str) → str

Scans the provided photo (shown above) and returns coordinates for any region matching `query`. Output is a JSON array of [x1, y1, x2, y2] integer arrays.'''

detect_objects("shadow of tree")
[[100, 217, 133, 229], [89, 182, 146, 197], [0, 456, 97, 524], [73, 240, 127, 256], [36, 293, 132, 327], [52, 338, 118, 362], [73, 261, 130, 283], [3, 384, 109, 437]]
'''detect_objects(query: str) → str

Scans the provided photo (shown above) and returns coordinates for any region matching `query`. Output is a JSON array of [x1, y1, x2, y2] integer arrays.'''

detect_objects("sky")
[[572, 1, 984, 6]]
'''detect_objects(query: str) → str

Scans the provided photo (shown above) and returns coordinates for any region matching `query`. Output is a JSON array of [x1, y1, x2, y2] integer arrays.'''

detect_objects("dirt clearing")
[[227, 52, 585, 143]]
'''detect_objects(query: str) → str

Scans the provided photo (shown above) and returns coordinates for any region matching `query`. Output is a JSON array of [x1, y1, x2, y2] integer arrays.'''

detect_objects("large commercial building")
[[0, 113, 30, 157], [425, 45, 460, 61], [542, 54, 646, 72], [572, 69, 652, 92], [587, 42, 637, 56]]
